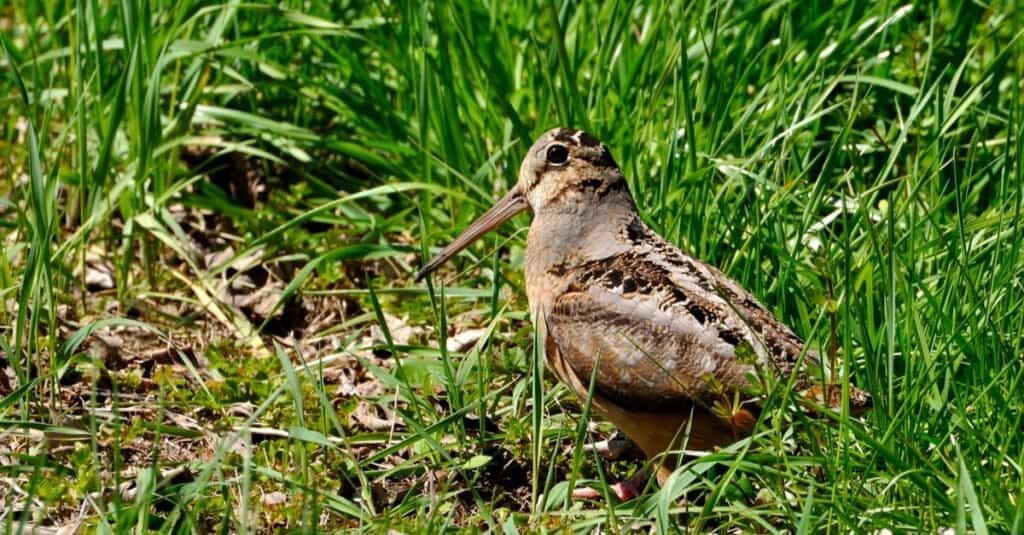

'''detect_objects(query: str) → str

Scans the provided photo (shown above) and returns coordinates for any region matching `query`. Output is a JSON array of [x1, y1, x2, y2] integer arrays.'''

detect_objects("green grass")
[[1, 0, 1022, 532]]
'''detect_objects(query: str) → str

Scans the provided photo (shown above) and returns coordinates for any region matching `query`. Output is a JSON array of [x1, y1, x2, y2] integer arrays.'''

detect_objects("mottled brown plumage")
[[417, 127, 871, 496]]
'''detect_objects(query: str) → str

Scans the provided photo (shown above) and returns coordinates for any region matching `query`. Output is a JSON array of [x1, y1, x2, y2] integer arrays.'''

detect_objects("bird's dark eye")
[[546, 144, 569, 165]]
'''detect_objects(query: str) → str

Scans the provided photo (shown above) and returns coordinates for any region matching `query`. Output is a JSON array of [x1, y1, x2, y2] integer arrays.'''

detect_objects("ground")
[[1, 1, 1023, 532]]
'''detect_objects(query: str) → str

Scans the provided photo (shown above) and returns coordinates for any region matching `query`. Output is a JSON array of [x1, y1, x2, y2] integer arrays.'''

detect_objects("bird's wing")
[[698, 260, 820, 379], [545, 241, 817, 412]]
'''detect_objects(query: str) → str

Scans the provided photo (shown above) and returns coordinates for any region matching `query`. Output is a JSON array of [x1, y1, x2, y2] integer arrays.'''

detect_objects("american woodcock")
[[416, 127, 871, 500]]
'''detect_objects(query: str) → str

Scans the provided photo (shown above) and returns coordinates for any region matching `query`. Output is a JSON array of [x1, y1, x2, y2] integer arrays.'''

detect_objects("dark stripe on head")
[[577, 131, 601, 147], [528, 167, 543, 191], [593, 145, 618, 167], [553, 128, 579, 143], [552, 128, 603, 148]]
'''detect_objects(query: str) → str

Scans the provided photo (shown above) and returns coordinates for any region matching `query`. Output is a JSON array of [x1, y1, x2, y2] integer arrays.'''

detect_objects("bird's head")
[[415, 127, 630, 281], [515, 127, 628, 212]]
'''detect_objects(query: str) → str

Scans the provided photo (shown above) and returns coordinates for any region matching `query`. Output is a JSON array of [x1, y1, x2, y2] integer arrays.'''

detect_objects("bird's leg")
[[571, 430, 647, 500]]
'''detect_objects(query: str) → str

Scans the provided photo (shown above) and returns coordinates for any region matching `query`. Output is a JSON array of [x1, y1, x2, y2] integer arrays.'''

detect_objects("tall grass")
[[1, 0, 1022, 531]]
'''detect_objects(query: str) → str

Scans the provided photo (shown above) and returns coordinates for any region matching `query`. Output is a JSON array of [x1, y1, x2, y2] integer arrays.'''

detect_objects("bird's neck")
[[524, 192, 638, 313]]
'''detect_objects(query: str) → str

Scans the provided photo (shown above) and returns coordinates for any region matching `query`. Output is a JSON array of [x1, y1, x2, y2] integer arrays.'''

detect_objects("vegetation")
[[1, 0, 1022, 532]]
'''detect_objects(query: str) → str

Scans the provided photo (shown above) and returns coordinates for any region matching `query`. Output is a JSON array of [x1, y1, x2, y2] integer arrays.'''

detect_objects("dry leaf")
[[445, 328, 487, 353]]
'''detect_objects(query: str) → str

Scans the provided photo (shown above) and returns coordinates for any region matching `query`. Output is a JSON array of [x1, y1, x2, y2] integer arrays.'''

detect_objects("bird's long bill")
[[415, 188, 528, 281]]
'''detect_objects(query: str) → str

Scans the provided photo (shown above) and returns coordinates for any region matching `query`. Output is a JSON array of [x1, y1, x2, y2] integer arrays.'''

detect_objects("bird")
[[415, 127, 872, 500]]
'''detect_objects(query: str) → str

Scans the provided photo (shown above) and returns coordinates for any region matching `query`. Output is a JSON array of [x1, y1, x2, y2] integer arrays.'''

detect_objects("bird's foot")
[[571, 469, 648, 501], [571, 482, 639, 501]]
